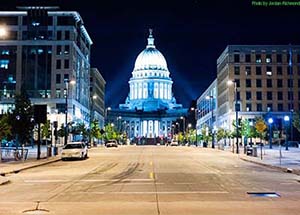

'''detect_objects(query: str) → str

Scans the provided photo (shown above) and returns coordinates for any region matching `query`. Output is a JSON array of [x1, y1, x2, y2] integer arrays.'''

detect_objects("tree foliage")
[[10, 90, 34, 145], [293, 111, 300, 133], [0, 114, 12, 140]]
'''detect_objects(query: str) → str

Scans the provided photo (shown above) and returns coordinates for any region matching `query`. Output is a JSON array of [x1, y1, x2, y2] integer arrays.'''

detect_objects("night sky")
[[2, 0, 300, 107]]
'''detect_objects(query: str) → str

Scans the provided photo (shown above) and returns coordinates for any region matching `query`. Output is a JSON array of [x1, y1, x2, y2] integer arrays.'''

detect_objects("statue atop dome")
[[147, 28, 155, 48]]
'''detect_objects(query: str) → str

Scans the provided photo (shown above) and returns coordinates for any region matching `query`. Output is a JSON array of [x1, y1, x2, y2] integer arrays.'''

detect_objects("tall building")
[[216, 45, 300, 131], [108, 29, 187, 139], [90, 68, 106, 128], [0, 7, 93, 134], [196, 79, 217, 134]]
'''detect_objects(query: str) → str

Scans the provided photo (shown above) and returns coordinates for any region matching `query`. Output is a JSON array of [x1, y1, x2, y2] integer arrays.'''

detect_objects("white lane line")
[[174, 182, 195, 185], [74, 191, 228, 194], [24, 179, 155, 183]]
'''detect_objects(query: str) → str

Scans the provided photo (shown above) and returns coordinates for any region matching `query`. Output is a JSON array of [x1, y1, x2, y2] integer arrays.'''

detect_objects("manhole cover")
[[247, 192, 280, 197]]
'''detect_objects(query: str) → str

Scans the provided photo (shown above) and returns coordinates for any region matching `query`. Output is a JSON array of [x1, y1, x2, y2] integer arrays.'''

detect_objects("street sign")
[[255, 120, 267, 133]]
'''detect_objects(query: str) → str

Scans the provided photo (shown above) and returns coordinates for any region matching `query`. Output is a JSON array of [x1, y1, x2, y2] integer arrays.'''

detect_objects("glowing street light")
[[64, 78, 75, 145], [0, 26, 8, 39], [228, 80, 239, 153], [268, 117, 273, 149], [284, 115, 290, 150], [206, 95, 215, 149]]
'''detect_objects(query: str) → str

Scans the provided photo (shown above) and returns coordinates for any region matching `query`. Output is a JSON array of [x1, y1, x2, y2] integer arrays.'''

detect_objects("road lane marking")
[[149, 172, 155, 179], [174, 182, 195, 185], [74, 191, 228, 194], [24, 179, 155, 183]]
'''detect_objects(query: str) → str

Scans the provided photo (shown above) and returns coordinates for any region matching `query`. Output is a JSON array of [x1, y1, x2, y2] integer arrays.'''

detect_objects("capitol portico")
[[107, 29, 187, 140]]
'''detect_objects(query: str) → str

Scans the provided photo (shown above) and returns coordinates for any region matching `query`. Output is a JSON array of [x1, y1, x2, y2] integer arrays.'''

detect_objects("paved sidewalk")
[[223, 145, 300, 175]]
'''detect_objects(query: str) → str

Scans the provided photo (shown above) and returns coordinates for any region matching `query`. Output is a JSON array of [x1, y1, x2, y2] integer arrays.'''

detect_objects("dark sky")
[[2, 0, 300, 107]]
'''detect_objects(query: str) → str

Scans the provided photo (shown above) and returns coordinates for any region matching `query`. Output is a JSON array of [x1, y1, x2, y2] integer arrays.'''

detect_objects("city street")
[[0, 146, 300, 215]]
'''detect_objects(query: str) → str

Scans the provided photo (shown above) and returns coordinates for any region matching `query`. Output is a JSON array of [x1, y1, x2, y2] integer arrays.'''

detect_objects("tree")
[[41, 120, 51, 140], [71, 122, 88, 141], [10, 89, 34, 146], [90, 120, 101, 143], [293, 111, 300, 133], [0, 114, 12, 141]]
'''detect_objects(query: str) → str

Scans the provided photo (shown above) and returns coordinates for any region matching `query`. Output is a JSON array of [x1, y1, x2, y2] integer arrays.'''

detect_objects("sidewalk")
[[224, 145, 300, 175], [0, 146, 62, 185]]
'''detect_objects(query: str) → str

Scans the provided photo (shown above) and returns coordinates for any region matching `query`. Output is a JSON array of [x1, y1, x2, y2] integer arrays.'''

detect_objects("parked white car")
[[61, 142, 88, 160]]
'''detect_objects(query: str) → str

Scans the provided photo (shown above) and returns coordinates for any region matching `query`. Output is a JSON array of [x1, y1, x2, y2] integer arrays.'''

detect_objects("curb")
[[0, 157, 61, 176], [240, 157, 300, 176]]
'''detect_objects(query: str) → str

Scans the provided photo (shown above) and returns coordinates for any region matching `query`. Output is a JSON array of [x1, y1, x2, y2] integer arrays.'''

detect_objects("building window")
[[256, 54, 262, 63], [234, 66, 240, 75], [245, 54, 251, 63], [64, 74, 69, 81], [256, 66, 262, 75], [287, 66, 293, 75], [257, 103, 262, 111], [288, 79, 293, 88], [256, 92, 262, 100], [64, 45, 70, 54], [288, 91, 294, 100], [267, 79, 272, 88], [267, 104, 273, 111], [288, 103, 294, 111], [277, 79, 283, 88], [267, 92, 272, 100], [234, 54, 240, 63], [277, 54, 282, 63], [0, 60, 9, 69], [56, 45, 62, 55], [266, 66, 272, 76], [278, 92, 283, 100], [278, 103, 283, 111], [57, 31, 62, 40], [65, 31, 70, 40], [277, 66, 282, 75], [246, 103, 252, 111], [234, 79, 240, 88], [56, 89, 61, 98], [237, 92, 240, 101], [64, 59, 69, 69], [246, 79, 251, 88], [256, 79, 262, 88], [245, 66, 251, 75], [266, 54, 272, 63], [56, 74, 61, 84], [246, 91, 251, 100], [56, 60, 61, 69]]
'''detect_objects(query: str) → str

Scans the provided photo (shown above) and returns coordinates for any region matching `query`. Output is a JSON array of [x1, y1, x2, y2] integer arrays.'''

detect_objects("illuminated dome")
[[120, 29, 183, 112], [133, 30, 168, 72]]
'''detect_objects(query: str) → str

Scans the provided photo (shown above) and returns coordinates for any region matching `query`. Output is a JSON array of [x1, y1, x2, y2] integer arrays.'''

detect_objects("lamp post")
[[89, 95, 97, 146], [105, 107, 111, 126], [284, 115, 290, 151], [64, 78, 75, 145], [268, 117, 273, 149], [206, 95, 215, 148], [228, 80, 239, 154], [190, 107, 198, 146], [180, 116, 186, 135]]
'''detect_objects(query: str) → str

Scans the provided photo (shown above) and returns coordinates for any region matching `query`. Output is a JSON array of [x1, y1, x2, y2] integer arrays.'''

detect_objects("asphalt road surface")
[[0, 146, 300, 215]]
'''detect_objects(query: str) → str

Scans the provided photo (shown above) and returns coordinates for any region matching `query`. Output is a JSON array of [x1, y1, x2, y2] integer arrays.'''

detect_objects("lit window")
[[1, 50, 9, 55], [0, 60, 9, 69]]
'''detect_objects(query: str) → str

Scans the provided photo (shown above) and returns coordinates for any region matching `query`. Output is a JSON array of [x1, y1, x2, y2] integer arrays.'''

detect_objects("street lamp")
[[268, 117, 273, 149], [206, 95, 215, 149], [64, 78, 75, 145], [190, 107, 198, 146], [89, 95, 97, 146], [228, 80, 239, 154], [284, 115, 290, 150], [180, 116, 186, 135]]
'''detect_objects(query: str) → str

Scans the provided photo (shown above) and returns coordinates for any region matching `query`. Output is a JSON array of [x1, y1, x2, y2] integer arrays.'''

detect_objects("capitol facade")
[[107, 30, 187, 140]]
